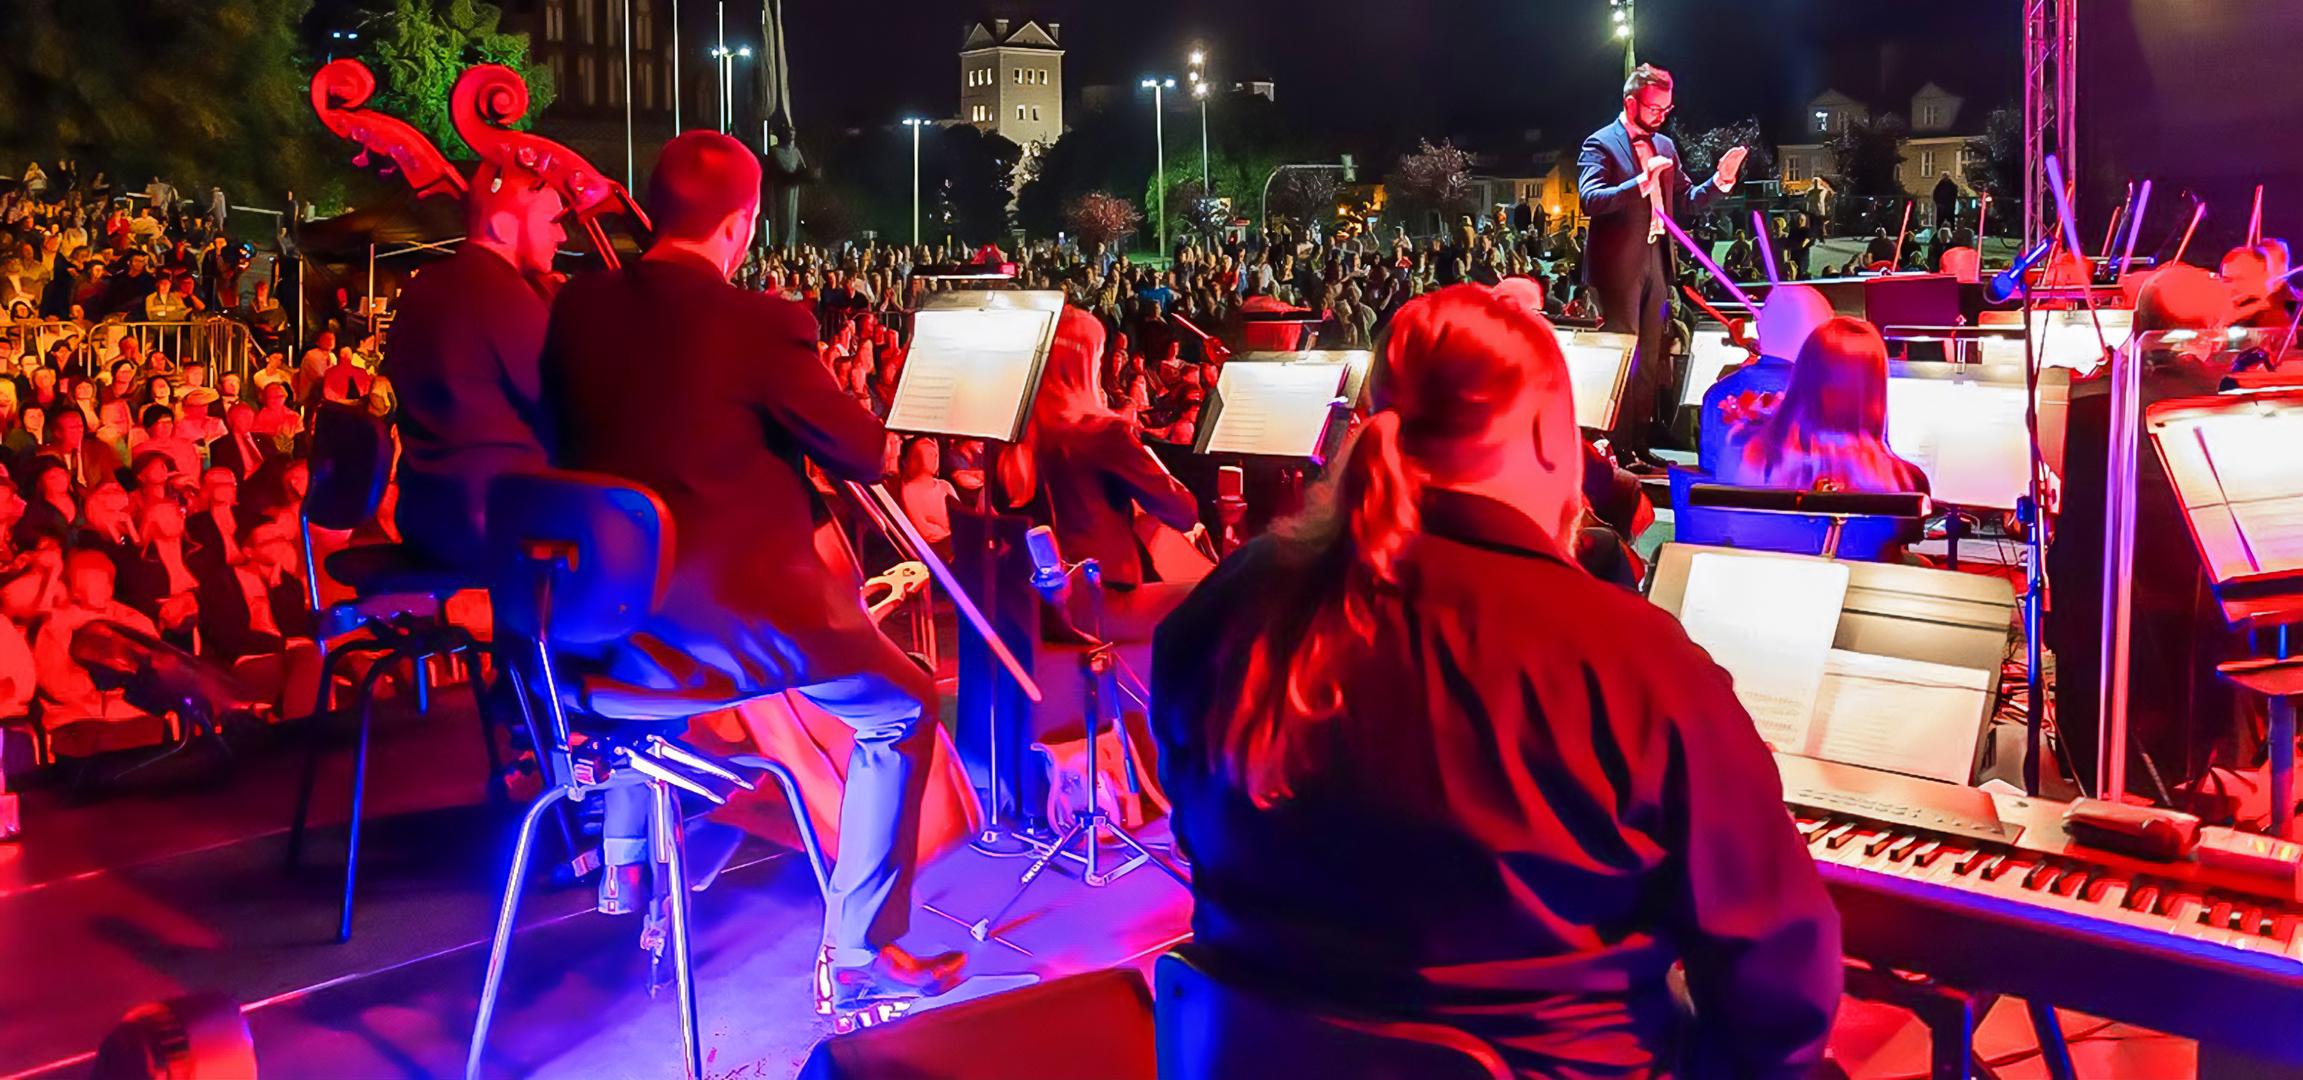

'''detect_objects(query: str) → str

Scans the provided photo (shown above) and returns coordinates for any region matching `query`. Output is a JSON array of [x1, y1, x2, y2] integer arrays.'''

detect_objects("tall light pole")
[[903, 118, 927, 246], [1610, 0, 1637, 77], [1188, 49, 1210, 194], [670, 0, 681, 131], [622, 0, 635, 189], [712, 44, 752, 133], [1141, 77, 1175, 258]]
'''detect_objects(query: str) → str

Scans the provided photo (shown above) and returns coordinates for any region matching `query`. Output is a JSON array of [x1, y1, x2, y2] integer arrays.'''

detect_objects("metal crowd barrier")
[[3, 317, 258, 384]]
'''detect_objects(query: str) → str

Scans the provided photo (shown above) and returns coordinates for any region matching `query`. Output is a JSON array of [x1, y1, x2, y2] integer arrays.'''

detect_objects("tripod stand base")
[[969, 811, 1187, 941]]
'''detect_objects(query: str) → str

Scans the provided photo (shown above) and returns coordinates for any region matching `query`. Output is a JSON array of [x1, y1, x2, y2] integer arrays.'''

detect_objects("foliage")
[[1065, 192, 1142, 249], [0, 0, 330, 201], [1823, 110, 1916, 232], [366, 0, 555, 160], [1964, 105, 2022, 233], [1384, 139, 1476, 233], [1020, 92, 1307, 241], [811, 123, 1020, 245], [1266, 167, 1342, 231], [1679, 118, 1774, 187]]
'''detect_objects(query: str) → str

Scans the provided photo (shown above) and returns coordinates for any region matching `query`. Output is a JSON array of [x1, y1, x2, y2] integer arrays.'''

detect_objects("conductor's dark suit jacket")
[[385, 246, 551, 573], [539, 251, 889, 693], [1577, 120, 1727, 301]]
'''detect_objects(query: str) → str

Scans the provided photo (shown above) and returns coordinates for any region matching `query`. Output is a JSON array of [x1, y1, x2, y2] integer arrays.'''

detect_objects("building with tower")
[[960, 19, 1064, 150]]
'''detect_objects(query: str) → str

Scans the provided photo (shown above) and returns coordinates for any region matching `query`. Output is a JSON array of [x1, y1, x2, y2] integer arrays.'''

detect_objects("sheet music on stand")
[[1977, 309, 2134, 373], [1885, 360, 2072, 511], [1556, 328, 1636, 431], [1667, 549, 2000, 784], [886, 291, 1062, 442], [1194, 356, 1349, 460], [1679, 327, 1751, 408], [2149, 388, 2303, 594]]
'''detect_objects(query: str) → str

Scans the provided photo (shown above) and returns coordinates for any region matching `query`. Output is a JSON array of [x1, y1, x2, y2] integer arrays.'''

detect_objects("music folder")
[[1556, 328, 1636, 432], [2146, 386, 2303, 629], [1884, 359, 2073, 511], [886, 291, 1063, 443], [1193, 354, 1351, 461], [1679, 326, 1751, 409], [1648, 543, 2016, 785]]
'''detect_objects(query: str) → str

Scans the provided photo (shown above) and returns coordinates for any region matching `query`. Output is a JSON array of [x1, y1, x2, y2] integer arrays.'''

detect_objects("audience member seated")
[[33, 548, 159, 731], [1718, 317, 1930, 495], [1152, 285, 1842, 1078]]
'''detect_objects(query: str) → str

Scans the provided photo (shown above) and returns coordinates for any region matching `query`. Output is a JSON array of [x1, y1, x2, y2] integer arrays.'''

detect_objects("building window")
[[609, 58, 624, 105], [635, 0, 653, 49], [1031, 106, 1040, 121], [1017, 105, 1026, 120], [576, 0, 594, 43], [577, 53, 596, 105], [548, 53, 566, 91], [544, 0, 565, 41], [638, 56, 655, 109], [1919, 149, 1937, 176], [1814, 110, 1828, 133], [1920, 103, 1942, 127], [1785, 156, 1804, 183], [1014, 68, 1023, 83]]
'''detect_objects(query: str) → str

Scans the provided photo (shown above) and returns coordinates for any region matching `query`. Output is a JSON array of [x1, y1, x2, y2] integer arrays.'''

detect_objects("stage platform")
[[0, 691, 2194, 1079]]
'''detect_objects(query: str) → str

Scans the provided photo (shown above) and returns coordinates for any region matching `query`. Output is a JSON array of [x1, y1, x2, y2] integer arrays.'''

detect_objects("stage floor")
[[0, 693, 2194, 1079]]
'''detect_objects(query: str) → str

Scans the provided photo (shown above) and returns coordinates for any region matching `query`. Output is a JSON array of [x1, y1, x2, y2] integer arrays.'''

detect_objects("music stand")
[[1191, 355, 1352, 463], [1678, 326, 1750, 411], [1556, 327, 1636, 433], [1978, 309, 2136, 374], [1647, 543, 2016, 784], [1239, 310, 1324, 352], [1884, 359, 2073, 566], [1672, 479, 1929, 562], [2146, 388, 2303, 836], [887, 291, 1063, 443]]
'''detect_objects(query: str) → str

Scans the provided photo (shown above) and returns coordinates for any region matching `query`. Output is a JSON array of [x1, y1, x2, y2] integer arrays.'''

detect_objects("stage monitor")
[[1647, 543, 2015, 785], [1193, 356, 1350, 461], [886, 291, 1063, 443], [1556, 328, 1636, 432], [1679, 327, 1752, 409], [2146, 386, 2303, 628], [1885, 360, 2073, 511]]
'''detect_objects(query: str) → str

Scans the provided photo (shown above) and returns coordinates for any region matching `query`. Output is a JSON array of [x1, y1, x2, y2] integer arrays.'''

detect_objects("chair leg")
[[465, 785, 572, 1080], [654, 779, 705, 1080], [465, 649, 507, 801], [287, 640, 365, 870], [337, 657, 398, 943], [759, 760, 831, 899]]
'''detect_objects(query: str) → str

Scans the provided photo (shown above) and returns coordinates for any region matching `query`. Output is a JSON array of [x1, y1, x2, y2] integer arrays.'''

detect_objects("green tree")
[[1827, 112, 1912, 232], [1385, 139, 1476, 236], [1963, 105, 2022, 235], [365, 0, 556, 160], [0, 0, 329, 202]]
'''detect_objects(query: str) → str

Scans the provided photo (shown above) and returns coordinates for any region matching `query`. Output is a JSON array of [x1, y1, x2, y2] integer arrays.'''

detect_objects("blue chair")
[[1153, 948, 1512, 1080], [1669, 468, 1927, 562], [285, 404, 503, 943], [464, 470, 829, 1080]]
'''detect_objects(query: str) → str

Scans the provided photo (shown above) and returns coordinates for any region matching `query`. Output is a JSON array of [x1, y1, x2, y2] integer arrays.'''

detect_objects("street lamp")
[[1142, 77, 1176, 257], [902, 118, 928, 247], [1609, 0, 1637, 77], [1187, 46, 1212, 198], [712, 44, 754, 133]]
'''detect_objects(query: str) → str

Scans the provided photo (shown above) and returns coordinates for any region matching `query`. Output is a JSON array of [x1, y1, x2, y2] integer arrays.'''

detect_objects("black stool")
[[285, 403, 507, 942], [464, 470, 829, 1080]]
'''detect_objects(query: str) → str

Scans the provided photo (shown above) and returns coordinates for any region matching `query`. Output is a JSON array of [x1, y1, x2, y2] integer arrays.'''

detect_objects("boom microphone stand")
[[970, 527, 1186, 941]]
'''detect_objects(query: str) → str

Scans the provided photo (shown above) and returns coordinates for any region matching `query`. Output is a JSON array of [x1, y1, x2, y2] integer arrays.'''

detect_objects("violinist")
[[2223, 241, 2295, 330], [384, 160, 566, 572], [1696, 284, 1833, 473], [996, 305, 1203, 641], [1717, 317, 1930, 496]]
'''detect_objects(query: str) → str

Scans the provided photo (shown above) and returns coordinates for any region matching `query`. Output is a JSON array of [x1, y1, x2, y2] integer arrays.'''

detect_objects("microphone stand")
[[970, 554, 1186, 941], [2018, 276, 2055, 796]]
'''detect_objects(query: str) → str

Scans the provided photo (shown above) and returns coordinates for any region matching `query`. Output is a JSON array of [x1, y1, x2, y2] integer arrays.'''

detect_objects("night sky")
[[783, 0, 2020, 147]]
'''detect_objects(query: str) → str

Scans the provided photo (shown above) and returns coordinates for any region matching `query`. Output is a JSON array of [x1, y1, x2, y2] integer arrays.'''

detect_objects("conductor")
[[538, 131, 963, 1019], [1578, 64, 1746, 464]]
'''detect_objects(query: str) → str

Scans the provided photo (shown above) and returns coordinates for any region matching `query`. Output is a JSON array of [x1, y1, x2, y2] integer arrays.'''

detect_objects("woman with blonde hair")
[[1153, 284, 1839, 1078], [1720, 316, 1930, 495]]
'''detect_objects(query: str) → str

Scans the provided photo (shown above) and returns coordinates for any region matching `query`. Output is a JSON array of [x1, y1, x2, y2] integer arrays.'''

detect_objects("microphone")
[[1986, 238, 2061, 303], [1023, 525, 1067, 595]]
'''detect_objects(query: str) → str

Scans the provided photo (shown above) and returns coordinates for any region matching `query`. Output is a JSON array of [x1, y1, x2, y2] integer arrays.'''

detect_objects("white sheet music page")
[[1204, 362, 1347, 457], [1677, 553, 1850, 752], [1885, 376, 2032, 509], [1810, 650, 1992, 783], [887, 308, 1053, 440], [1557, 330, 1635, 430]]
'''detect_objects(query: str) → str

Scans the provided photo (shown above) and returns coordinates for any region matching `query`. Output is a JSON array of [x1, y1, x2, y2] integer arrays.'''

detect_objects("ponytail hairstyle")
[[1218, 284, 1573, 806], [997, 305, 1116, 508]]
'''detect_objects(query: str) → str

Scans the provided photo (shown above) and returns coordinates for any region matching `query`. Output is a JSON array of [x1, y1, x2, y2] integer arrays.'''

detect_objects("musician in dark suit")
[[1153, 287, 1840, 1077], [1578, 64, 1747, 463], [539, 131, 963, 1015], [385, 164, 562, 574]]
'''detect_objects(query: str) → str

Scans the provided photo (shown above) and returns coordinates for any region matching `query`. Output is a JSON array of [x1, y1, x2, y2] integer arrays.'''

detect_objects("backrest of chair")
[[1153, 951, 1511, 1080], [1670, 471, 1922, 562], [486, 470, 675, 646], [304, 403, 391, 531]]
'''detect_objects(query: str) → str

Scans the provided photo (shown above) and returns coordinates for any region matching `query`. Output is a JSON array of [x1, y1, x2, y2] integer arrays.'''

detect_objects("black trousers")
[[1596, 249, 1676, 457]]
